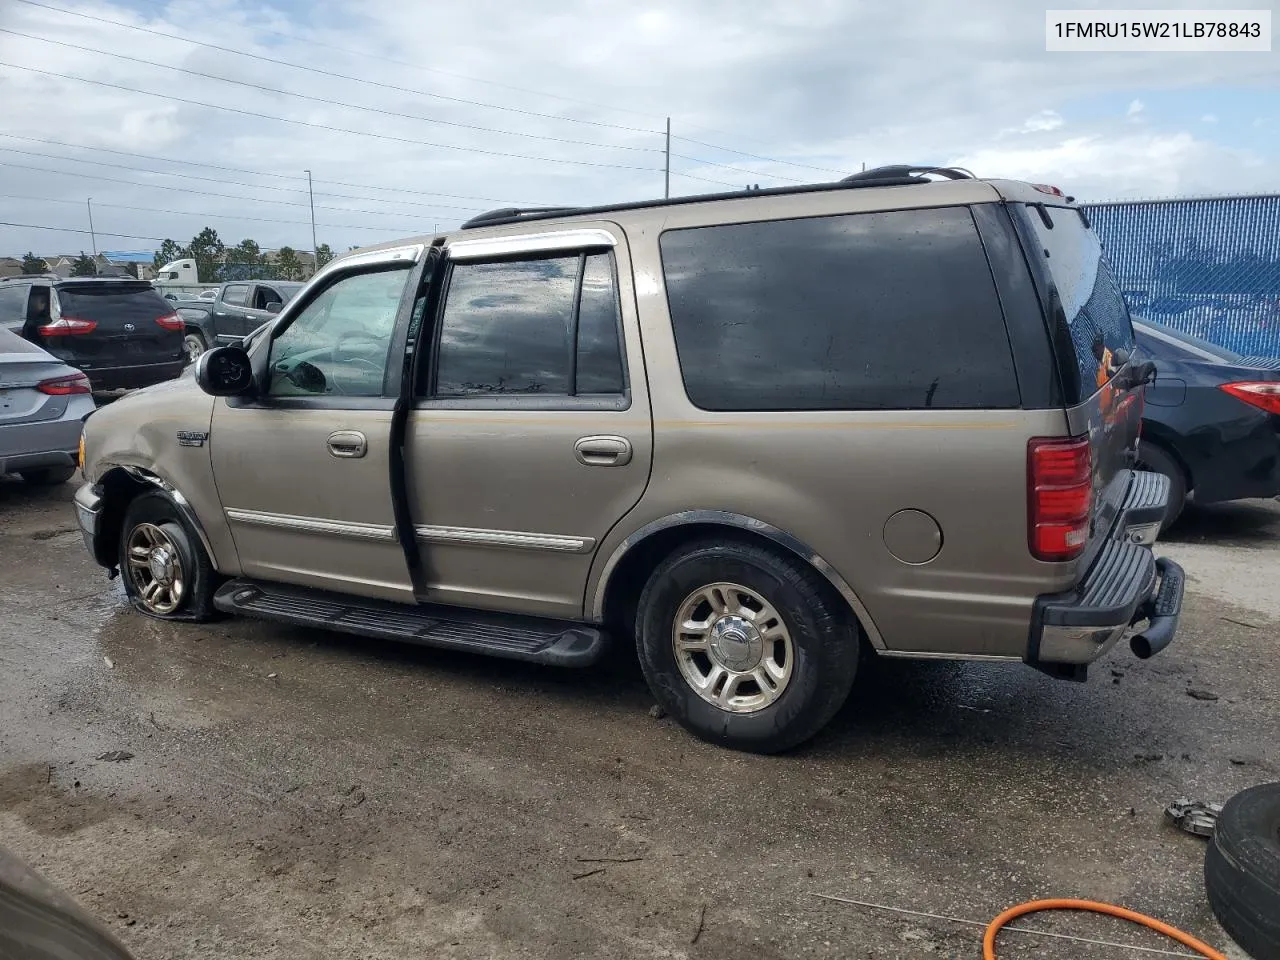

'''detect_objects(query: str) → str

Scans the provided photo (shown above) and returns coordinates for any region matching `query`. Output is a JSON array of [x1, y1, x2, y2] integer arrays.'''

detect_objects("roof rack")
[[458, 165, 982, 231]]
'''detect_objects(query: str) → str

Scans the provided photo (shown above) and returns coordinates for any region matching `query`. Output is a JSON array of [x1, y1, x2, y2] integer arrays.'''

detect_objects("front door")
[[210, 253, 422, 602], [214, 283, 253, 342], [405, 224, 652, 620]]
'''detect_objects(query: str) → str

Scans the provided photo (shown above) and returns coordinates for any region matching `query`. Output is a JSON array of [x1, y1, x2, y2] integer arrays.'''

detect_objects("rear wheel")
[[1136, 441, 1187, 529], [19, 465, 77, 486], [635, 539, 860, 754], [183, 329, 207, 363], [118, 491, 217, 620]]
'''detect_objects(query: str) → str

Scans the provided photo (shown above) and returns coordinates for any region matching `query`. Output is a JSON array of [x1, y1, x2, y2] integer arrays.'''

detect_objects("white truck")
[[152, 259, 218, 300]]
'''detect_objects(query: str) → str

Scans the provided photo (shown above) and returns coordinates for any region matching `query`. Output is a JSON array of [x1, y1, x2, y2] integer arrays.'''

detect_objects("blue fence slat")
[[1082, 195, 1280, 359]]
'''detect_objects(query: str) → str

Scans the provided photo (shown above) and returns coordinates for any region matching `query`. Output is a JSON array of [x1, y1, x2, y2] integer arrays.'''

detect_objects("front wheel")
[[635, 539, 860, 754], [118, 491, 217, 620]]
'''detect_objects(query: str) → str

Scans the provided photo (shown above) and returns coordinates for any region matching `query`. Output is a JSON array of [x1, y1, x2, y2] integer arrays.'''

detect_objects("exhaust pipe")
[[1131, 615, 1177, 659], [1130, 557, 1185, 659]]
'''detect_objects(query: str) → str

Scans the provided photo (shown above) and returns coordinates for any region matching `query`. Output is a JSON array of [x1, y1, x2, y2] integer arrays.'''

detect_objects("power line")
[[0, 28, 662, 156], [0, 219, 166, 243], [0, 62, 663, 172], [0, 134, 547, 206], [0, 159, 478, 220], [10, 0, 834, 181], [0, 194, 431, 235], [0, 146, 485, 213]]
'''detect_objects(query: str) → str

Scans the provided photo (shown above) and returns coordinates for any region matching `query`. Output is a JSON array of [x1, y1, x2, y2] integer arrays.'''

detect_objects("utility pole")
[[664, 117, 671, 199], [86, 198, 97, 255], [304, 169, 318, 275]]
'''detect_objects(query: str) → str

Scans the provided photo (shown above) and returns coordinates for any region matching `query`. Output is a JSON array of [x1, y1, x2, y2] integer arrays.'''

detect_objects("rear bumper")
[[0, 415, 86, 477], [1028, 469, 1185, 673], [82, 360, 186, 392]]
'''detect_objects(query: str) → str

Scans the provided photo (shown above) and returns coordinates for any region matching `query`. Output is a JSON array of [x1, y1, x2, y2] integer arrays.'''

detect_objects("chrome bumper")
[[73, 482, 103, 559]]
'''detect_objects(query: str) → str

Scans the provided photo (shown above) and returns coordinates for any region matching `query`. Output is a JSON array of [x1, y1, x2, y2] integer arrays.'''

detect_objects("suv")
[[0, 276, 186, 391], [71, 166, 1183, 753]]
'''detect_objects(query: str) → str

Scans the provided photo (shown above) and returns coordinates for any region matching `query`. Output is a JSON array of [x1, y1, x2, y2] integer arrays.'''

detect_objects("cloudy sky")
[[0, 0, 1275, 258]]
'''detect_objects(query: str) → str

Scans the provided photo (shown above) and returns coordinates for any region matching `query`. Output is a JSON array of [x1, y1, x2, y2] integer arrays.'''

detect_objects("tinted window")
[[0, 284, 27, 321], [221, 284, 250, 307], [432, 252, 626, 398], [1024, 205, 1136, 401], [55, 284, 171, 327], [660, 208, 1019, 411], [268, 267, 408, 398]]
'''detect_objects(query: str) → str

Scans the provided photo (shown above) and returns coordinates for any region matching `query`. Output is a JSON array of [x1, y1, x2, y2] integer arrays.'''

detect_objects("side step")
[[212, 579, 607, 668]]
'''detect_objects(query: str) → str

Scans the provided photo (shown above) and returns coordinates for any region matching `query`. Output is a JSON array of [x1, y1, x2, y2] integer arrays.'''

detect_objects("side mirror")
[[265, 301, 282, 314], [1111, 347, 1131, 366], [194, 346, 254, 397]]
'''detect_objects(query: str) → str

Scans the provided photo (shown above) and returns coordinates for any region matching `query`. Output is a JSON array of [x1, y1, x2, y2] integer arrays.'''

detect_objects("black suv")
[[0, 276, 186, 391]]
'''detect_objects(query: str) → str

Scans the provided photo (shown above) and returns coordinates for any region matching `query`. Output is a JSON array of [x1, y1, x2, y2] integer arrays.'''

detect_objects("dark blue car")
[[1133, 318, 1280, 526]]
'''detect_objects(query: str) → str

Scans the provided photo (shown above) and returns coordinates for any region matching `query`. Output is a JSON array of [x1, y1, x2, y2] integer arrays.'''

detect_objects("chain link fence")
[[1083, 194, 1280, 358]]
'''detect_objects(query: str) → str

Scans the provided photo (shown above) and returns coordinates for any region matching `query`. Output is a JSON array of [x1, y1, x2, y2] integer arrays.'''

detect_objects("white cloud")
[[1127, 99, 1145, 118], [0, 0, 1276, 256]]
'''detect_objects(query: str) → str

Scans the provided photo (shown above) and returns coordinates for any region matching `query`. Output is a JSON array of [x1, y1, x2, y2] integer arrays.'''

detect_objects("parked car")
[[174, 280, 304, 361], [1133, 318, 1280, 525], [0, 325, 94, 485], [0, 275, 186, 393], [73, 166, 1180, 753]]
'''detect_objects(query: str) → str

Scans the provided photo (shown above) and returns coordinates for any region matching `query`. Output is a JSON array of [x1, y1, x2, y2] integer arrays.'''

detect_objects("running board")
[[212, 579, 607, 668]]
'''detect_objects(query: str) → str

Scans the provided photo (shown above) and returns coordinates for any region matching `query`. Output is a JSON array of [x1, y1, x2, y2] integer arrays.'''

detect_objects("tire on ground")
[[117, 490, 218, 620], [19, 465, 77, 486], [1137, 441, 1187, 530], [635, 538, 860, 754], [1204, 781, 1280, 960]]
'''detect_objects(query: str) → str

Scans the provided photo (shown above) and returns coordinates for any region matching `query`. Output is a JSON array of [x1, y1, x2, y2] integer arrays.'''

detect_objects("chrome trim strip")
[[876, 651, 1022, 662], [588, 510, 886, 650], [226, 508, 397, 542], [446, 229, 616, 261], [415, 524, 595, 554]]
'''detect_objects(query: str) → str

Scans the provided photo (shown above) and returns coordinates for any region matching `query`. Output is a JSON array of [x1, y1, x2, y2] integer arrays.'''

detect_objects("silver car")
[[0, 325, 94, 485]]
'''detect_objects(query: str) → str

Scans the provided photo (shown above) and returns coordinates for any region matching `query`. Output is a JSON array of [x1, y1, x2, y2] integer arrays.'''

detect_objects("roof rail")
[[460, 206, 580, 229], [0, 273, 58, 283], [840, 165, 976, 185]]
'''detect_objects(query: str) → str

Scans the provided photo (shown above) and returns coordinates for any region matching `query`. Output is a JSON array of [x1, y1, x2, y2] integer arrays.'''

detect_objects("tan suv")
[[73, 166, 1184, 753]]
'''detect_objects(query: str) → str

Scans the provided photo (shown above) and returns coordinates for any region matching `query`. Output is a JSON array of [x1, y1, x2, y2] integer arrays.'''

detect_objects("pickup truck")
[[175, 280, 304, 362]]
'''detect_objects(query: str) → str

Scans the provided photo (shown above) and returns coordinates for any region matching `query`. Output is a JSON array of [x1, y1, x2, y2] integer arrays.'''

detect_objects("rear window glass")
[[55, 284, 172, 322], [1024, 205, 1135, 401], [659, 207, 1019, 411]]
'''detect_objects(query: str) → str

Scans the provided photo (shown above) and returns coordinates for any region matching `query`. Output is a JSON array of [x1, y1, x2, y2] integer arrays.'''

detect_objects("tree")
[[71, 252, 97, 277], [315, 243, 333, 271], [275, 245, 303, 281], [224, 238, 265, 280], [152, 239, 189, 271], [187, 227, 225, 283], [20, 252, 48, 274]]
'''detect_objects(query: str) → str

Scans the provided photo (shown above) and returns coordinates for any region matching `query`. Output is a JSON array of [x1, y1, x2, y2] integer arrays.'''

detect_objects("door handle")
[[327, 430, 367, 459], [574, 435, 632, 467]]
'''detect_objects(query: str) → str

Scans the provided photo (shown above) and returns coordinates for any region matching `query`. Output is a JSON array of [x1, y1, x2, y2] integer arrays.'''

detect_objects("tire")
[[635, 539, 860, 754], [1205, 782, 1280, 960], [183, 329, 207, 364], [1137, 441, 1187, 530], [118, 491, 217, 620], [19, 465, 77, 486]]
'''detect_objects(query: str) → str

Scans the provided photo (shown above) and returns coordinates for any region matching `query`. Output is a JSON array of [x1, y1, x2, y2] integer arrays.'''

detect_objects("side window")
[[222, 284, 250, 308], [267, 267, 409, 398], [431, 251, 626, 399], [0, 284, 28, 325], [660, 207, 1019, 411]]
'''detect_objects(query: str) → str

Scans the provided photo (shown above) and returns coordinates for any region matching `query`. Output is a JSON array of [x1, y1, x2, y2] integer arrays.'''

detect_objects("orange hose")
[[983, 898, 1228, 960]]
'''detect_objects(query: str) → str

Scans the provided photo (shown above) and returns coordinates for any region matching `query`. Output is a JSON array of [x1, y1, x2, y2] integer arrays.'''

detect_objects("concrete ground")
[[1, 478, 1276, 960]]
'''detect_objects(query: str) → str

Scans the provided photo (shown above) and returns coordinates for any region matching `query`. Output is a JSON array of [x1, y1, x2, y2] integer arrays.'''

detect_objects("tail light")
[[1220, 381, 1280, 416], [1028, 436, 1093, 562], [37, 373, 92, 395], [37, 317, 96, 336], [155, 313, 184, 332]]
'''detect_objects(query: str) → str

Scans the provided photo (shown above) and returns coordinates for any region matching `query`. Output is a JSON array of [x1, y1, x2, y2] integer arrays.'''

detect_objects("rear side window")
[[221, 284, 250, 307], [431, 252, 625, 398], [1023, 205, 1135, 401], [54, 284, 173, 324], [0, 284, 27, 321], [659, 207, 1019, 411]]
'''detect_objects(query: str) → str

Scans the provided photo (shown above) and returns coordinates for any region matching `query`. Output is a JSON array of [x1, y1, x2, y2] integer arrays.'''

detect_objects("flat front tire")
[[118, 491, 217, 620], [635, 539, 860, 754]]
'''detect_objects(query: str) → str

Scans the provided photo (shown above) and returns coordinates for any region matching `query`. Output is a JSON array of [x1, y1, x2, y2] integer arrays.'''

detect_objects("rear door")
[[214, 283, 253, 341], [1015, 202, 1143, 550], [46, 282, 184, 374]]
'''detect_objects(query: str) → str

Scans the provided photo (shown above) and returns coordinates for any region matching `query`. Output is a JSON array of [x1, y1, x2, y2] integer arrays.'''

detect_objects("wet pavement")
[[1, 477, 1276, 959]]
